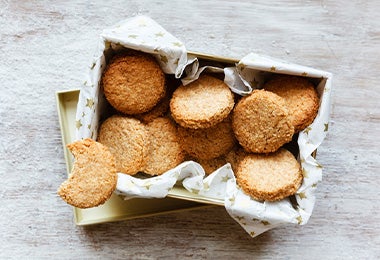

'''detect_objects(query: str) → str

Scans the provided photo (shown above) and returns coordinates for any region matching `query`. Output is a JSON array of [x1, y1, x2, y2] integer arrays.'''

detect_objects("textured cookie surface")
[[170, 75, 234, 129], [58, 139, 117, 208], [143, 117, 185, 175], [235, 148, 302, 201], [264, 75, 319, 132], [97, 115, 147, 175], [178, 118, 235, 160], [102, 53, 165, 115], [232, 89, 294, 153]]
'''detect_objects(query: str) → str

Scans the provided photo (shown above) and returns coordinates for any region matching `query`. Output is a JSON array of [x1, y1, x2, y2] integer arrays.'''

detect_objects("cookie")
[[97, 115, 147, 175], [170, 74, 234, 129], [235, 148, 302, 202], [58, 139, 117, 208], [263, 75, 319, 132], [232, 89, 294, 153], [178, 117, 235, 160], [143, 117, 185, 175], [102, 53, 166, 115], [197, 156, 227, 175]]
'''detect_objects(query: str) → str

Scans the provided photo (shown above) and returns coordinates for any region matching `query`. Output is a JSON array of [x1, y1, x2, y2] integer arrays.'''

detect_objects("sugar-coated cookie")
[[58, 139, 117, 208], [264, 75, 319, 132], [97, 115, 147, 175], [102, 53, 165, 115], [170, 75, 234, 129], [178, 117, 235, 160], [235, 148, 302, 201], [232, 89, 294, 153], [143, 117, 185, 175]]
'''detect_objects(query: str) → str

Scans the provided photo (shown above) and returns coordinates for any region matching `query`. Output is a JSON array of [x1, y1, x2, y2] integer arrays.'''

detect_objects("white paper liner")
[[74, 15, 332, 238]]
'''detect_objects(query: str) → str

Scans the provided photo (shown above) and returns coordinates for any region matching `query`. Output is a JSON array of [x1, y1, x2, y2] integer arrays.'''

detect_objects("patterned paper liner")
[[75, 15, 332, 238]]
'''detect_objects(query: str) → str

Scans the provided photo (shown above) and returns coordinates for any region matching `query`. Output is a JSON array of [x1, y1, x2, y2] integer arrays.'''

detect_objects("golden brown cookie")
[[232, 89, 294, 153], [170, 75, 235, 129], [178, 117, 235, 160], [235, 148, 302, 202], [58, 139, 117, 208], [102, 53, 166, 115], [97, 115, 147, 175], [263, 75, 319, 132], [197, 156, 227, 175], [143, 117, 185, 175]]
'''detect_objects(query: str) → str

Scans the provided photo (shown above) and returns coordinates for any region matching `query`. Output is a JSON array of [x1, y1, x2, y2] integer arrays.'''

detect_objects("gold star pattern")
[[302, 168, 308, 178], [75, 120, 82, 129], [221, 175, 229, 182], [298, 192, 307, 199], [90, 62, 96, 69], [304, 126, 312, 135], [160, 55, 168, 64], [250, 231, 256, 237], [203, 182, 210, 190], [173, 58, 179, 65], [81, 112, 85, 117], [229, 196, 236, 205], [311, 183, 317, 188], [301, 72, 308, 76], [316, 162, 323, 169], [138, 20, 147, 27], [155, 32, 165, 37], [261, 220, 270, 226], [270, 66, 276, 71], [235, 215, 245, 221], [324, 123, 329, 132], [86, 98, 94, 109], [128, 34, 138, 39], [191, 188, 199, 194], [296, 216, 303, 225], [87, 124, 91, 130], [153, 47, 160, 53], [145, 183, 152, 190], [172, 42, 183, 47]]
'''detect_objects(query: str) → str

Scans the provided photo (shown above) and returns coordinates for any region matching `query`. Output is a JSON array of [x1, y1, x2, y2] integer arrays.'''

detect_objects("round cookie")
[[58, 139, 117, 208], [235, 148, 302, 202], [232, 89, 294, 153], [97, 115, 147, 175], [178, 118, 236, 160], [170, 74, 234, 129], [143, 117, 185, 175], [263, 75, 319, 132], [102, 53, 166, 115]]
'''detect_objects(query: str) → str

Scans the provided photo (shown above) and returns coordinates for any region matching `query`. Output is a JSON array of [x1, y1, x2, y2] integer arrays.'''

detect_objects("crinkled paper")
[[75, 15, 332, 238]]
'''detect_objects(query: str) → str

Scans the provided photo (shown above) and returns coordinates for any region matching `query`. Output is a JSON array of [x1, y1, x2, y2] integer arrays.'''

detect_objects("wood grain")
[[1, 0, 379, 258]]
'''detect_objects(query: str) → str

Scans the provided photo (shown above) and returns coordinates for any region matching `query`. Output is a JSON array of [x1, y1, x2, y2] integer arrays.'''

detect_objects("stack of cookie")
[[58, 50, 321, 208]]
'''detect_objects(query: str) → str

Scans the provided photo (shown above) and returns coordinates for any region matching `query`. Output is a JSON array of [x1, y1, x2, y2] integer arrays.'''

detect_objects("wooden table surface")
[[1, 0, 379, 259]]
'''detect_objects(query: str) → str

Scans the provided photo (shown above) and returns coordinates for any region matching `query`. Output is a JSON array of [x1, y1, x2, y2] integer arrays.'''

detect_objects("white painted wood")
[[1, 0, 379, 258]]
